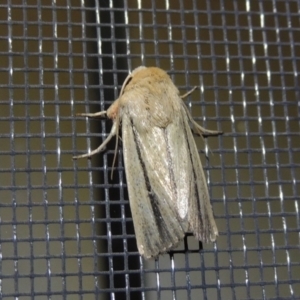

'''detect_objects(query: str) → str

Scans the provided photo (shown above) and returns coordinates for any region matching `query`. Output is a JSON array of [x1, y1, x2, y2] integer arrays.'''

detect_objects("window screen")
[[0, 1, 299, 299]]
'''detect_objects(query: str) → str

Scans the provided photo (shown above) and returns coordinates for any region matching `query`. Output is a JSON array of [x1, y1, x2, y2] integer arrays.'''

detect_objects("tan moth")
[[73, 66, 222, 259]]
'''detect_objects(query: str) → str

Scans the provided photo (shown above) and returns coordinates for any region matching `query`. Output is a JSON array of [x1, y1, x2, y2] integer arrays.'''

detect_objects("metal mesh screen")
[[0, 1, 299, 299]]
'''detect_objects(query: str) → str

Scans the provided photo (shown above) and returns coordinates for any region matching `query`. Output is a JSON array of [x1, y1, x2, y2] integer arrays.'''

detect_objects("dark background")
[[0, 1, 299, 299]]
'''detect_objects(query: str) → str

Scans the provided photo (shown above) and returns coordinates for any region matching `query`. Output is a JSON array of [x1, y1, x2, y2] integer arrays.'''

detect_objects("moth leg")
[[76, 111, 107, 118], [180, 86, 198, 99], [73, 121, 118, 160], [181, 103, 223, 137], [180, 87, 223, 137], [191, 121, 223, 137]]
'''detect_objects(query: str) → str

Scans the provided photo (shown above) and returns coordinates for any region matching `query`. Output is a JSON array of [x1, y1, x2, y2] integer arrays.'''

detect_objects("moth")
[[73, 66, 222, 259]]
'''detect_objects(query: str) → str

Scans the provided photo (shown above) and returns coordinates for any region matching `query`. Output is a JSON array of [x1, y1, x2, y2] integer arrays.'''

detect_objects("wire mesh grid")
[[0, 0, 299, 299]]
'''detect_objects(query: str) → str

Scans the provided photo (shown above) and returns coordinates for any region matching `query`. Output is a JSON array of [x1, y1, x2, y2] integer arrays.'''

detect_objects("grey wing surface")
[[122, 101, 217, 258]]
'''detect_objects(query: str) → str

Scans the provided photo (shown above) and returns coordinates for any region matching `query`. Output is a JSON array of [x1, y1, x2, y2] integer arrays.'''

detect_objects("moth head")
[[131, 65, 146, 75]]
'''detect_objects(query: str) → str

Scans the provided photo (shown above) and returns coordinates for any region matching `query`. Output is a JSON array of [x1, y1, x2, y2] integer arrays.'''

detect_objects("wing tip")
[[139, 228, 219, 259], [138, 236, 184, 259]]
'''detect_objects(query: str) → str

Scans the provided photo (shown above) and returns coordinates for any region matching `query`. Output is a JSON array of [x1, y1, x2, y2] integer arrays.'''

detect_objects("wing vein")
[[130, 118, 174, 246]]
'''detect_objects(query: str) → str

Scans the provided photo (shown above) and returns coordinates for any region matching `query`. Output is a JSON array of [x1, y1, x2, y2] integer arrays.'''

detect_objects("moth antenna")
[[119, 72, 133, 96]]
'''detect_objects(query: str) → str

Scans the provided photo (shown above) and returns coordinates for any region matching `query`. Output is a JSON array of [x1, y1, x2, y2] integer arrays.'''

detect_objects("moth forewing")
[[73, 66, 221, 259], [180, 106, 219, 242]]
